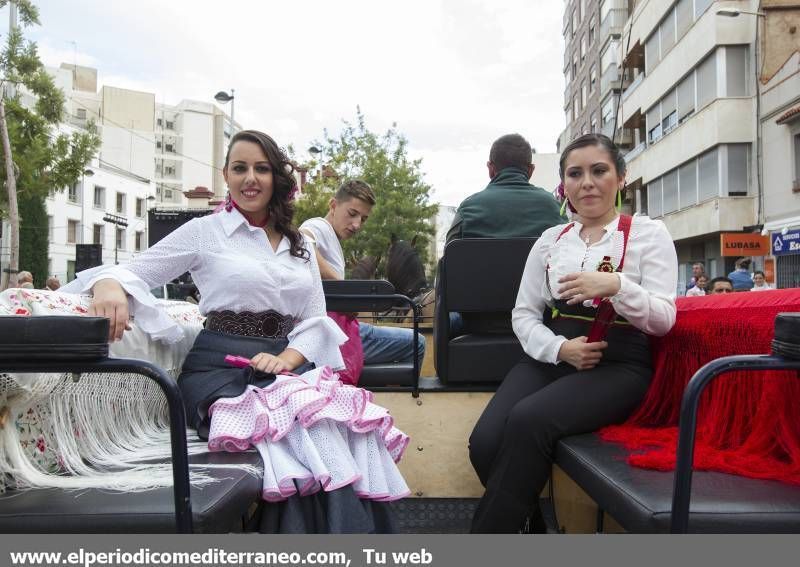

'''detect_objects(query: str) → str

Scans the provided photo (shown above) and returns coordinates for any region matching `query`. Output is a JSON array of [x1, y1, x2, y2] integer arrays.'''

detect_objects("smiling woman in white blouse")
[[61, 130, 410, 533], [469, 133, 678, 533]]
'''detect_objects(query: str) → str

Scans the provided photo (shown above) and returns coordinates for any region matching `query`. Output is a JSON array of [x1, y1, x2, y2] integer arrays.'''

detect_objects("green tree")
[[0, 0, 100, 287], [294, 109, 438, 276]]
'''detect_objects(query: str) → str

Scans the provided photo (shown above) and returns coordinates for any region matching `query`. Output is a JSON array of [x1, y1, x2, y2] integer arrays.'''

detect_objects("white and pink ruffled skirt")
[[207, 366, 410, 502]]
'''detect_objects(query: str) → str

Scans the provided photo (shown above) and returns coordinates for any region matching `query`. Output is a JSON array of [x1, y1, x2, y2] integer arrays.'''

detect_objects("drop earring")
[[224, 191, 233, 212]]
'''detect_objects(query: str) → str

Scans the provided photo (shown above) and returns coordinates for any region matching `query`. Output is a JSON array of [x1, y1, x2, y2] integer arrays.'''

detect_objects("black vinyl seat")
[[0, 451, 262, 533], [556, 313, 800, 534], [434, 238, 537, 385], [0, 316, 264, 533], [556, 434, 800, 533], [323, 280, 420, 391]]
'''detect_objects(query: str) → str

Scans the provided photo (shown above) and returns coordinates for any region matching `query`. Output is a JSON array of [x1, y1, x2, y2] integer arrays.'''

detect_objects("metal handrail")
[[3, 358, 193, 533], [670, 354, 800, 533]]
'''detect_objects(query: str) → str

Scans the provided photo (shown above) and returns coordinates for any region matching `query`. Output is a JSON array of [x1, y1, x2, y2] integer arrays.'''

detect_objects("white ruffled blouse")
[[62, 208, 346, 370], [513, 214, 678, 365]]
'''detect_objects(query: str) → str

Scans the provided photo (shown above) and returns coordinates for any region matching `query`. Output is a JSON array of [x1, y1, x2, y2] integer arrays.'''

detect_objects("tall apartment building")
[[560, 0, 601, 150], [25, 64, 237, 282], [559, 0, 634, 151], [759, 2, 800, 288], [611, 0, 760, 288], [58, 63, 236, 207], [155, 100, 235, 205]]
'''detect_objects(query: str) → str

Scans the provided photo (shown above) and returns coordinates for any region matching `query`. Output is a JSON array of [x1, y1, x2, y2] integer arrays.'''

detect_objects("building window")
[[698, 147, 720, 202], [726, 144, 750, 196], [662, 170, 679, 214], [661, 91, 677, 134], [581, 83, 587, 109], [696, 51, 717, 110], [572, 9, 578, 35], [645, 32, 660, 74], [677, 72, 695, 123], [676, 0, 692, 39], [67, 220, 79, 244], [93, 224, 104, 246], [157, 117, 163, 127], [725, 46, 749, 97], [76, 108, 86, 120], [589, 65, 597, 93], [647, 179, 663, 218], [135, 231, 144, 252], [67, 260, 76, 282], [48, 215, 54, 242], [116, 228, 126, 251], [165, 143, 175, 153], [93, 185, 105, 209], [695, 0, 713, 19], [136, 198, 145, 218], [156, 140, 162, 149], [573, 97, 580, 121], [794, 132, 800, 187], [68, 183, 79, 203], [679, 160, 697, 209], [580, 35, 586, 63], [116, 192, 126, 215], [660, 9, 676, 57], [647, 104, 662, 144], [589, 18, 596, 45], [165, 120, 174, 130], [591, 116, 598, 133]]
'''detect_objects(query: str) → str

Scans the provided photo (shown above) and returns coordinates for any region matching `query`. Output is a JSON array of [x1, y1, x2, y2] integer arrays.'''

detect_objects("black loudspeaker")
[[148, 209, 212, 248], [75, 243, 103, 272]]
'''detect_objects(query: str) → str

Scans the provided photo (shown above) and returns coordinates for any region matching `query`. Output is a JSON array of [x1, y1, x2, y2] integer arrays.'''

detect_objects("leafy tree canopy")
[[0, 0, 100, 286], [294, 108, 438, 277]]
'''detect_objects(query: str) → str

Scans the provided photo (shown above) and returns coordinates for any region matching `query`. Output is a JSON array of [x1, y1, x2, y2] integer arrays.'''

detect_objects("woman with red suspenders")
[[469, 133, 678, 533]]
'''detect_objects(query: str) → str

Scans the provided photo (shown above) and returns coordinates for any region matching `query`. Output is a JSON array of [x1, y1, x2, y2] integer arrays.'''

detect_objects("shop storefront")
[[771, 228, 800, 289]]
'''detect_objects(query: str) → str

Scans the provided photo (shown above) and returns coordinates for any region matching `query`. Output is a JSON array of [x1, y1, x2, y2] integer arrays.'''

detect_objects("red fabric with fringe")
[[599, 289, 800, 485]]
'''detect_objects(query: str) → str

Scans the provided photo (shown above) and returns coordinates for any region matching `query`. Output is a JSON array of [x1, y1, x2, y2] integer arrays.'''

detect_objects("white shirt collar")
[[571, 214, 621, 233], [219, 207, 290, 254]]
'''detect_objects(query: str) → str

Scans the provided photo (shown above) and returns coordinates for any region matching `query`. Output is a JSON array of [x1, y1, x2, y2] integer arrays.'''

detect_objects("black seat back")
[[434, 238, 537, 385], [323, 279, 420, 391]]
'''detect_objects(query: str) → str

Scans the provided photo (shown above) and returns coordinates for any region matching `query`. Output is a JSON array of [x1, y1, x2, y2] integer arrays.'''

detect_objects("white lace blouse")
[[62, 208, 346, 370], [513, 214, 678, 365]]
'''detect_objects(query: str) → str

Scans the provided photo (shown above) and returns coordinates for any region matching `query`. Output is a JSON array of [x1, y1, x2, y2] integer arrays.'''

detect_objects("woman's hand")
[[250, 348, 305, 375], [88, 278, 131, 342], [557, 336, 608, 370], [557, 272, 620, 305]]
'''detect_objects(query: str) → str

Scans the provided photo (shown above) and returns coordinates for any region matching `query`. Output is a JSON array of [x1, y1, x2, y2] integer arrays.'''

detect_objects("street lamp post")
[[214, 89, 235, 133], [80, 168, 94, 245], [716, 8, 766, 227], [102, 212, 128, 265], [308, 145, 323, 176]]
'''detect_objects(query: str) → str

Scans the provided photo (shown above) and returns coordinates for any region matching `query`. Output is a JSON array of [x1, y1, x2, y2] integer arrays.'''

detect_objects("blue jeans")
[[359, 322, 426, 366]]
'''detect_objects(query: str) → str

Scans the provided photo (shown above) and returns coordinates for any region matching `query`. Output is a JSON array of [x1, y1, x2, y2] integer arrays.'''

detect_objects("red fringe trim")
[[598, 289, 800, 485]]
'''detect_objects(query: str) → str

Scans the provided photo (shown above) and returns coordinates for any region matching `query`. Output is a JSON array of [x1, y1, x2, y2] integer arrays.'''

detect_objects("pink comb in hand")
[[224, 354, 252, 368]]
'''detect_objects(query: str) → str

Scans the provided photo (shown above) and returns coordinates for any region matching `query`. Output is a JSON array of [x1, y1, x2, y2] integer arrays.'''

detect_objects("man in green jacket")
[[446, 133, 563, 243]]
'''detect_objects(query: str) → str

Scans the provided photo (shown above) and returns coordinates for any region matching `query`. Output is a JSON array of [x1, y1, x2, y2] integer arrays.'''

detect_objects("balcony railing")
[[600, 9, 628, 43], [621, 72, 644, 102], [600, 65, 623, 96], [624, 141, 646, 163]]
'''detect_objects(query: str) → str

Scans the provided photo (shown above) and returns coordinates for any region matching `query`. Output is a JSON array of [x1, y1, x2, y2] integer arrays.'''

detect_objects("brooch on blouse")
[[597, 256, 617, 273]]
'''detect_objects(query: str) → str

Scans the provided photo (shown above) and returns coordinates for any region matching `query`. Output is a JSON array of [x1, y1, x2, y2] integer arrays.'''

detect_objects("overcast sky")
[[8, 0, 565, 206]]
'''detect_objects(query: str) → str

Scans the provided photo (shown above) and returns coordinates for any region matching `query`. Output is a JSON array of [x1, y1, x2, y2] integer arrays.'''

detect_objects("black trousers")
[[469, 354, 651, 533]]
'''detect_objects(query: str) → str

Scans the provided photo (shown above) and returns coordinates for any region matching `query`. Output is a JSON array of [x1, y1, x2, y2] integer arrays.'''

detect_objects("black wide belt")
[[205, 310, 294, 339]]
